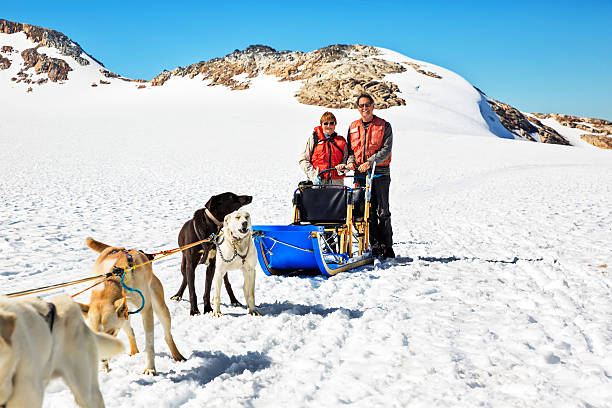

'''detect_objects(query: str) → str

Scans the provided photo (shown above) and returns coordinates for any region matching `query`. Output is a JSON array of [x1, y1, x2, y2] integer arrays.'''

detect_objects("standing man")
[[338, 93, 395, 259]]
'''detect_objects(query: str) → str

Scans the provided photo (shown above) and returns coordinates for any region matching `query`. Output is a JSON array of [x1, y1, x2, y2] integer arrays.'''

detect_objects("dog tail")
[[86, 238, 111, 253], [94, 332, 125, 360]]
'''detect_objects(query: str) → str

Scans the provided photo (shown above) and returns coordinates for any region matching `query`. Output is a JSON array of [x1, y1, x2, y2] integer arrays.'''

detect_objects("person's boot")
[[382, 246, 395, 259]]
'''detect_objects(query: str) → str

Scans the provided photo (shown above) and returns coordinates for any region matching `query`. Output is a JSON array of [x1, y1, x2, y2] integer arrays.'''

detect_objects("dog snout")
[[242, 221, 248, 229]]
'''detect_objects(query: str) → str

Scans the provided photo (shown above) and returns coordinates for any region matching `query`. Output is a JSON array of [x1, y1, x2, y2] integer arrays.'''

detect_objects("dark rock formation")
[[21, 46, 72, 82], [485, 98, 570, 145]]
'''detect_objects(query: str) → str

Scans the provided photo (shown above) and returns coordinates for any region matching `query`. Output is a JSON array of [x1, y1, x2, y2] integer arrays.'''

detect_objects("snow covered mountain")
[[1, 18, 612, 408], [1, 18, 610, 149]]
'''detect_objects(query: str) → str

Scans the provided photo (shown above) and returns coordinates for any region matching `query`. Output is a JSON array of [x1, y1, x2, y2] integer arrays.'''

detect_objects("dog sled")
[[252, 170, 376, 277]]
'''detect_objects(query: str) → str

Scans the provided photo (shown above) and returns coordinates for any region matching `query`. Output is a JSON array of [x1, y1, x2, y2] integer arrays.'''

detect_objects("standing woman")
[[298, 111, 348, 185]]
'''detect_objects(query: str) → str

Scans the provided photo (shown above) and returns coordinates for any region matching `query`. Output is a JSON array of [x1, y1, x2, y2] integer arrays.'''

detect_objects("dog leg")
[[170, 255, 188, 301], [203, 260, 216, 314], [140, 306, 157, 375], [185, 258, 200, 316], [60, 359, 106, 408], [5, 376, 44, 408], [242, 266, 261, 316], [224, 274, 243, 307], [123, 319, 139, 356], [211, 267, 226, 318], [151, 275, 186, 362]]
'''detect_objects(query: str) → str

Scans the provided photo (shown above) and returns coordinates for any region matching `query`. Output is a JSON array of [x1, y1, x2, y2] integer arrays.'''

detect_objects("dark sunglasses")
[[358, 102, 373, 108], [322, 122, 336, 126]]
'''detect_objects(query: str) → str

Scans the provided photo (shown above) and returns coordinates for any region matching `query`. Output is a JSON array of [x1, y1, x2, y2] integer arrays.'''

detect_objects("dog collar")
[[205, 208, 223, 227]]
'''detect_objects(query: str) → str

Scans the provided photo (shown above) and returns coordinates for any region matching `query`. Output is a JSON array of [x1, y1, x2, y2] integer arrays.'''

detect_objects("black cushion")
[[295, 185, 347, 223]]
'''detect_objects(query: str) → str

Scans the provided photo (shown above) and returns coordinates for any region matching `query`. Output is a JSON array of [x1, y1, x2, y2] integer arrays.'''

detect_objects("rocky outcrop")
[[580, 134, 612, 149], [404, 62, 442, 79], [485, 98, 570, 145], [530, 113, 612, 149], [152, 44, 407, 109], [0, 55, 10, 69], [0, 19, 96, 66], [21, 46, 72, 82], [531, 113, 612, 135]]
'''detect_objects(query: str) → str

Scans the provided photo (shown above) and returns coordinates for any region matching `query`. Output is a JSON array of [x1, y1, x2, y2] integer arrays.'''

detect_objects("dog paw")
[[231, 300, 244, 307], [203, 304, 213, 314], [190, 309, 201, 316], [142, 368, 158, 376], [212, 311, 223, 318], [249, 310, 262, 316], [170, 295, 182, 301]]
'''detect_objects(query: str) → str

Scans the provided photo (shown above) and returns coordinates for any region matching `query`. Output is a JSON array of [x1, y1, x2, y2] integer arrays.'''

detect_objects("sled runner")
[[252, 171, 375, 277]]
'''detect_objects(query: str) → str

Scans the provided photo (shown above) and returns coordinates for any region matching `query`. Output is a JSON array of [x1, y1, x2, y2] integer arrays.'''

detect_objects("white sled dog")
[[0, 294, 124, 408], [212, 210, 260, 317], [79, 238, 186, 375]]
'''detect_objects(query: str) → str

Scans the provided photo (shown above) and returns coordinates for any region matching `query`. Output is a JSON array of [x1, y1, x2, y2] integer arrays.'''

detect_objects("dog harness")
[[108, 249, 146, 317], [216, 234, 250, 264]]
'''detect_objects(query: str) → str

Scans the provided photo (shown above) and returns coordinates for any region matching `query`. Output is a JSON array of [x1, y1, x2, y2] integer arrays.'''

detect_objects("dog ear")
[[0, 311, 17, 346], [114, 298, 127, 318], [86, 238, 111, 253], [223, 214, 230, 230], [77, 302, 89, 316]]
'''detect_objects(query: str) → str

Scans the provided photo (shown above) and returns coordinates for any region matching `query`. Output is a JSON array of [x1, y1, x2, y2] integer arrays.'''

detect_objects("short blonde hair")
[[320, 111, 336, 125]]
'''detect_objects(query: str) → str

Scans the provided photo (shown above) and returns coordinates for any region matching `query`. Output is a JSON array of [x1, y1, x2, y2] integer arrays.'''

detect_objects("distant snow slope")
[[1, 32, 611, 408]]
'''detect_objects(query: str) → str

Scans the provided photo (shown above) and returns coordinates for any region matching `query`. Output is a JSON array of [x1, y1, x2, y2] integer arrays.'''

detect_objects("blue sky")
[[3, 0, 611, 119]]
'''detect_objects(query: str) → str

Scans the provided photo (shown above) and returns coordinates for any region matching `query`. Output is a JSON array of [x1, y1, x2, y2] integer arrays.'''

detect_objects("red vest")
[[348, 116, 391, 167], [311, 126, 346, 180]]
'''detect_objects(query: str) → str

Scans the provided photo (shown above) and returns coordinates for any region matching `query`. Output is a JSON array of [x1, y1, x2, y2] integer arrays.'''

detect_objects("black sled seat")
[[293, 184, 366, 224]]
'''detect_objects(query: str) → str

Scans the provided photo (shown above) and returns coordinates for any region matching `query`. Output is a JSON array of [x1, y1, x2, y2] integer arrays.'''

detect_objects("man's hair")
[[355, 93, 374, 107], [320, 111, 337, 125]]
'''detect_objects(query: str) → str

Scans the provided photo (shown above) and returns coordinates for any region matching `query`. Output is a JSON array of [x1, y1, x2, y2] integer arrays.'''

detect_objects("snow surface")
[[1, 33, 611, 407]]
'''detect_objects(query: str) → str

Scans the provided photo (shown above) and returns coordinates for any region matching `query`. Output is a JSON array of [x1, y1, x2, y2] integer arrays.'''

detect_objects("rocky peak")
[[0, 19, 99, 67], [151, 44, 406, 109]]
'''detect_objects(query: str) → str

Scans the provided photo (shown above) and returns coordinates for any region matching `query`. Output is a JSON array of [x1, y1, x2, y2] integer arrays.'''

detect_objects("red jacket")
[[311, 126, 346, 180], [348, 116, 391, 167]]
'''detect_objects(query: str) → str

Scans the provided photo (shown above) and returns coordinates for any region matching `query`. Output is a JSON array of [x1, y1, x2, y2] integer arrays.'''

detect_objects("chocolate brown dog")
[[170, 192, 252, 315]]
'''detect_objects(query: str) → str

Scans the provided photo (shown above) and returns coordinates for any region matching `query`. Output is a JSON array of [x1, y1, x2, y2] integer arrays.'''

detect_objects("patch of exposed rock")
[[580, 134, 612, 149], [485, 97, 570, 145], [531, 113, 612, 136], [0, 55, 10, 69], [152, 44, 407, 109], [0, 18, 96, 66], [21, 46, 72, 82], [404, 62, 442, 79]]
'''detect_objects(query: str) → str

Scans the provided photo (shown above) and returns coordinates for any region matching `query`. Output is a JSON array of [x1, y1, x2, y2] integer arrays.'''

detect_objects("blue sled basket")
[[252, 225, 373, 277]]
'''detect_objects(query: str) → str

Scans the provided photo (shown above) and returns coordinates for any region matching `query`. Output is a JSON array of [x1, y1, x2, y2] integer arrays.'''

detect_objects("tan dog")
[[79, 238, 186, 375], [0, 294, 124, 408], [212, 211, 260, 317]]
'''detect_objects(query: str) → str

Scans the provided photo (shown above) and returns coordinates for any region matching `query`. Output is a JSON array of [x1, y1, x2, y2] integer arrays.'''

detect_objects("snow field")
[[1, 38, 611, 407]]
